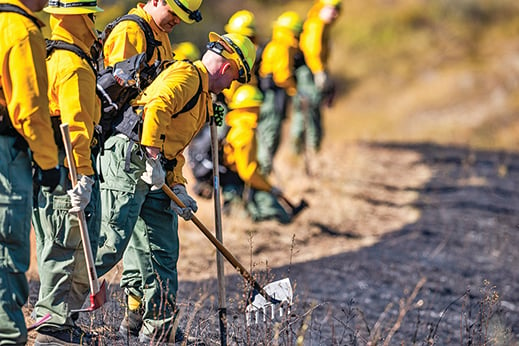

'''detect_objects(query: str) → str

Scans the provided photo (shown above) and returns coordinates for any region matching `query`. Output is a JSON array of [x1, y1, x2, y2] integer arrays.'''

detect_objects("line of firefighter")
[[0, 0, 341, 345]]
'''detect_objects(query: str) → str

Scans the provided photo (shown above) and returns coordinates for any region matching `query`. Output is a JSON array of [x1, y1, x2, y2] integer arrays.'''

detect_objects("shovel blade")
[[91, 279, 107, 309], [70, 280, 107, 314], [246, 278, 293, 325]]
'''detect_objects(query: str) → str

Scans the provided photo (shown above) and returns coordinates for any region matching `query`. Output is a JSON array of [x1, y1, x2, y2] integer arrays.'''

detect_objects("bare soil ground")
[[24, 129, 519, 345], [23, 22, 519, 346]]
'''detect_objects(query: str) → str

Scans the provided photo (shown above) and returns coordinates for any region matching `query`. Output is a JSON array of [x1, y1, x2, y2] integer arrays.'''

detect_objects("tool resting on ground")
[[60, 123, 106, 314], [162, 183, 293, 322]]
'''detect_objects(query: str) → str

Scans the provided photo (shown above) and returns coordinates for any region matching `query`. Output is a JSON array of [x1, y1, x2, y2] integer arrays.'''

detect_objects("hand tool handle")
[[210, 118, 227, 345], [60, 123, 100, 294], [279, 194, 296, 210], [162, 184, 275, 303]]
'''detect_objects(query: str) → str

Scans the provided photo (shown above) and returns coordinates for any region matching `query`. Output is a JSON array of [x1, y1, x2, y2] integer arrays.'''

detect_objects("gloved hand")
[[313, 71, 329, 92], [170, 184, 198, 221], [140, 153, 165, 190], [270, 186, 283, 197], [37, 166, 61, 193], [67, 174, 94, 213], [212, 102, 225, 126]]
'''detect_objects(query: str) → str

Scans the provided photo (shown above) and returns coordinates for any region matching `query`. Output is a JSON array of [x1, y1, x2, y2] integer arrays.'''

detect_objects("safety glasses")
[[206, 39, 251, 83], [172, 0, 202, 22]]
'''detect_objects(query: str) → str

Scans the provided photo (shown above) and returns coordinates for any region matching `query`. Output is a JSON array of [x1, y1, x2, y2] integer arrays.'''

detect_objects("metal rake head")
[[246, 278, 293, 325]]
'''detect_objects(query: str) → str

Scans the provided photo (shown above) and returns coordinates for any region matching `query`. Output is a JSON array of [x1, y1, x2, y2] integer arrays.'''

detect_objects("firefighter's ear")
[[220, 62, 232, 76]]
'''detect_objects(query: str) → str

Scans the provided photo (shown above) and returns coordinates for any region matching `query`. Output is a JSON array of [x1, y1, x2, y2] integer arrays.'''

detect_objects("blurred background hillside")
[[90, 0, 519, 152]]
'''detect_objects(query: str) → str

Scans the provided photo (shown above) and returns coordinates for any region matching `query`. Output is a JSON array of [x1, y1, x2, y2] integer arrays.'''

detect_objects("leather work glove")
[[170, 184, 198, 221], [140, 153, 166, 190], [270, 186, 283, 198], [313, 71, 329, 92], [67, 174, 94, 213], [36, 166, 61, 193]]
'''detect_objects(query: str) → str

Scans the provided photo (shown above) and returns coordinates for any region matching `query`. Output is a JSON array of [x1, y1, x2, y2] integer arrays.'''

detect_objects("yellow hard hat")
[[274, 11, 303, 35], [320, 0, 342, 9], [224, 10, 256, 38], [229, 85, 263, 109], [173, 42, 201, 61], [165, 0, 202, 24], [207, 32, 256, 84], [44, 0, 103, 14]]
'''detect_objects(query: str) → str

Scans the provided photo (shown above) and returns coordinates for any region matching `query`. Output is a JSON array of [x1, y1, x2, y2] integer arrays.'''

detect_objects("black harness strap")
[[172, 62, 203, 118], [46, 39, 97, 74], [103, 14, 162, 63]]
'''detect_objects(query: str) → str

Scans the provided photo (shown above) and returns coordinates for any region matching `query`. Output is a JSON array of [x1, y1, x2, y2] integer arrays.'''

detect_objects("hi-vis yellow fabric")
[[0, 0, 58, 169], [103, 3, 174, 67], [223, 108, 272, 192], [300, 2, 332, 74], [134, 60, 212, 185], [46, 14, 101, 175]]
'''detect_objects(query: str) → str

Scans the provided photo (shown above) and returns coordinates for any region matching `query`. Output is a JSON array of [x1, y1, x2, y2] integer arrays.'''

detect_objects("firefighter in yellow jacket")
[[101, 0, 202, 69], [187, 9, 260, 198], [257, 11, 303, 175], [222, 85, 291, 223], [0, 0, 60, 344], [92, 0, 202, 342], [30, 0, 103, 344], [98, 32, 255, 343], [291, 0, 341, 154]]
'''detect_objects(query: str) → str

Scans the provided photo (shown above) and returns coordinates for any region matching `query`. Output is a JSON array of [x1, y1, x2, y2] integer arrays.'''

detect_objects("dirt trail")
[[172, 138, 519, 344], [24, 112, 519, 345], [23, 35, 519, 346]]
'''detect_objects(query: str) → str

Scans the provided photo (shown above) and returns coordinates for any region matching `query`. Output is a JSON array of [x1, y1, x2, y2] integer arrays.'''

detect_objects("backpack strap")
[[0, 3, 41, 28], [46, 39, 97, 74], [171, 61, 203, 118], [103, 14, 162, 63]]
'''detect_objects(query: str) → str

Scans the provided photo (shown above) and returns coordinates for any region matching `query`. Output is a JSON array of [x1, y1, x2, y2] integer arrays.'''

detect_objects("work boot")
[[35, 326, 97, 345], [118, 307, 144, 339]]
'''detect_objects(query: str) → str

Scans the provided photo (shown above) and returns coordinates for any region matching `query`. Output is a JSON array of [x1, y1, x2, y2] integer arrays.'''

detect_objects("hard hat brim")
[[228, 100, 262, 109], [174, 9, 195, 24], [43, 6, 103, 14], [165, 0, 200, 24], [208, 31, 224, 43], [224, 23, 255, 38]]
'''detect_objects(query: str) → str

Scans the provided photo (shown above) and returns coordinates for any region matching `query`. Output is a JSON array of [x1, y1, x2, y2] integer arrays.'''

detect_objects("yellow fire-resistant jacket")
[[47, 14, 101, 176], [134, 60, 212, 186], [300, 3, 332, 74], [103, 3, 174, 67], [223, 108, 272, 192], [259, 27, 299, 96], [0, 0, 58, 170]]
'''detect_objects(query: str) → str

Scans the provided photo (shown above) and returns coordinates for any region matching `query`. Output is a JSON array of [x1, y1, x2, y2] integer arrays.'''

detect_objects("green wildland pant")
[[95, 134, 180, 338], [257, 87, 288, 175], [32, 149, 101, 329], [0, 135, 32, 345], [291, 64, 324, 153]]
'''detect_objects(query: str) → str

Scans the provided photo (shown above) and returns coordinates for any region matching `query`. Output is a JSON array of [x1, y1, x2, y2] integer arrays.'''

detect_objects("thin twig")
[[383, 276, 427, 346]]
